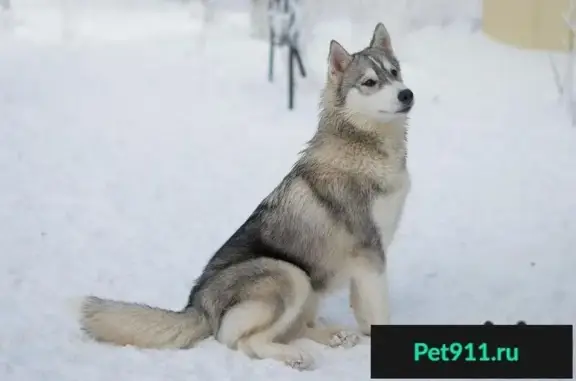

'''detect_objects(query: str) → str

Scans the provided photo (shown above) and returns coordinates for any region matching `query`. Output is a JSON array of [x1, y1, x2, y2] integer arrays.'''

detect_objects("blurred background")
[[0, 1, 575, 380]]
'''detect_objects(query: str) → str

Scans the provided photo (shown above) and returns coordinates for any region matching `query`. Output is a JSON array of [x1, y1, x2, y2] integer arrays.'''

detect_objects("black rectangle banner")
[[371, 324, 573, 379]]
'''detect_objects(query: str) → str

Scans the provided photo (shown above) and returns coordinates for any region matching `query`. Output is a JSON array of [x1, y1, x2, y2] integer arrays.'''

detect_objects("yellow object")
[[483, 0, 573, 51]]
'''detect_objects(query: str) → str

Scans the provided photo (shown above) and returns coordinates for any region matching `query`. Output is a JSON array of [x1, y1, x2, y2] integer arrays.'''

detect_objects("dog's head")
[[324, 23, 414, 126]]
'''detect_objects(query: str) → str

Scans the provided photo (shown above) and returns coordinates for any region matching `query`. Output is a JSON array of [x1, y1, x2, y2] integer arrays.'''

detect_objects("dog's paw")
[[283, 350, 315, 371], [329, 330, 361, 348]]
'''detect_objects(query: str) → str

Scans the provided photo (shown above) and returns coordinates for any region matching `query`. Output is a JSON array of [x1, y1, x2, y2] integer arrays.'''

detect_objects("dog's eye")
[[362, 79, 377, 87], [390, 69, 399, 77]]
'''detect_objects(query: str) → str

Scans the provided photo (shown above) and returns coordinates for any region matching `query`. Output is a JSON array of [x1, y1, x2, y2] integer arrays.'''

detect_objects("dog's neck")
[[298, 104, 409, 175], [316, 105, 408, 150]]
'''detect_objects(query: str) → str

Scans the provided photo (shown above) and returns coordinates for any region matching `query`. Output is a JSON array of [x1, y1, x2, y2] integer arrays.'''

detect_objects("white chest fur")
[[371, 171, 411, 249]]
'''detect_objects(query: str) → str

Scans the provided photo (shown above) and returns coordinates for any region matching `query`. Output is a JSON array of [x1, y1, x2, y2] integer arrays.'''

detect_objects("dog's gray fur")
[[79, 22, 414, 371]]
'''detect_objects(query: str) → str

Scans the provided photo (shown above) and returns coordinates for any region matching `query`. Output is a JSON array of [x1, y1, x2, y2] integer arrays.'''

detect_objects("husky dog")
[[79, 22, 414, 371]]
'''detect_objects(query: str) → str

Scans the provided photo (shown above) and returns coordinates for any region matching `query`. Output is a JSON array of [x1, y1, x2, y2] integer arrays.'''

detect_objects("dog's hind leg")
[[294, 288, 361, 349], [216, 262, 315, 370]]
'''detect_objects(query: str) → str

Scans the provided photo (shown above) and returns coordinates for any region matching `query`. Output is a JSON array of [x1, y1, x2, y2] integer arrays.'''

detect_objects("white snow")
[[0, 1, 575, 380]]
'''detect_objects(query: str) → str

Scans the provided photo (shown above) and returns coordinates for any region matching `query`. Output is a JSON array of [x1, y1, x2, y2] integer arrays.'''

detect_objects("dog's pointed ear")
[[328, 40, 352, 79], [370, 22, 393, 53]]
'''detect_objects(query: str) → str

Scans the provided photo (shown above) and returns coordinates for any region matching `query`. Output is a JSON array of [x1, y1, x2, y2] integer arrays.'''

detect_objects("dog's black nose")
[[398, 89, 414, 104]]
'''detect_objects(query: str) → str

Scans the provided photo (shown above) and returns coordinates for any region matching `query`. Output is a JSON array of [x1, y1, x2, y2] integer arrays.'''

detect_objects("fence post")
[[60, 0, 75, 42], [563, 0, 576, 125], [267, 0, 306, 110]]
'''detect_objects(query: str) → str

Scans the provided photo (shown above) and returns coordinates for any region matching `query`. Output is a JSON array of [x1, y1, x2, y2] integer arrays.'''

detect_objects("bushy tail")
[[79, 296, 211, 349]]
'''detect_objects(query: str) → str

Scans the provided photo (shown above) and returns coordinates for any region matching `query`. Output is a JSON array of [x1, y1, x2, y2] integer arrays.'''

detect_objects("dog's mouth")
[[396, 104, 413, 113], [378, 104, 414, 115], [377, 103, 414, 115]]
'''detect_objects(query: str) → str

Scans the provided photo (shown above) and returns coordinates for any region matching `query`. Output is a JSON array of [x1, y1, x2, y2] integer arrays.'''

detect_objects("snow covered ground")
[[1, 2, 575, 380]]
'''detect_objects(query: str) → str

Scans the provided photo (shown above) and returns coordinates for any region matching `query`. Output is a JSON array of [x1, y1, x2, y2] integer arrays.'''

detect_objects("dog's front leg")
[[349, 258, 390, 336]]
